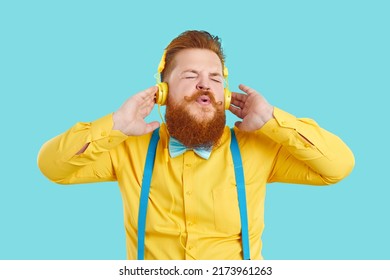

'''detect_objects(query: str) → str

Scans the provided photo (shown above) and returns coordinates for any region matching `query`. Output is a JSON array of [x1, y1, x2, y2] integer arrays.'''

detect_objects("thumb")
[[234, 121, 242, 129], [144, 121, 161, 134]]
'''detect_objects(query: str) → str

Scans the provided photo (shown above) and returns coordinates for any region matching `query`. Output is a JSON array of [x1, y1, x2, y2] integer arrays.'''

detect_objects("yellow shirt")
[[37, 107, 354, 260]]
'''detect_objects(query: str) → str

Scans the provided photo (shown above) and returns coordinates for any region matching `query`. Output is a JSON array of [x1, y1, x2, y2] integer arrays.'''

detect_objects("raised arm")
[[230, 84, 354, 185], [37, 86, 160, 184]]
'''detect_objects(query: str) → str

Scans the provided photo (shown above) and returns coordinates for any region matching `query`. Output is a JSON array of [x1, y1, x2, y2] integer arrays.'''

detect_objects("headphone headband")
[[157, 51, 166, 74]]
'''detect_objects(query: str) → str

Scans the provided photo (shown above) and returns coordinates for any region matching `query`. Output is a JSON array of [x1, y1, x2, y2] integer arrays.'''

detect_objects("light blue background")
[[1, 0, 389, 259]]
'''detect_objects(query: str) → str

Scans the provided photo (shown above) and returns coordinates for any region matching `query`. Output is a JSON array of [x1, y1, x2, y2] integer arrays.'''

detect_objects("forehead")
[[172, 48, 223, 72]]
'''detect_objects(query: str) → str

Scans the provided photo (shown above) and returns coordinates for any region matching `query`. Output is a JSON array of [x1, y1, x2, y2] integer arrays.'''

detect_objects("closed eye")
[[181, 70, 199, 80], [210, 73, 223, 83]]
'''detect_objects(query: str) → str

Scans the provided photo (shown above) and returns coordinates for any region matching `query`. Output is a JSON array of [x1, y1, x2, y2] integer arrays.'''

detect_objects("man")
[[38, 30, 354, 260]]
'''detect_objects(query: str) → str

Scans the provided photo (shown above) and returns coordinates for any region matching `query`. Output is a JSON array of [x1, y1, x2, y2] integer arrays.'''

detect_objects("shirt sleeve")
[[37, 113, 128, 184], [259, 107, 355, 185]]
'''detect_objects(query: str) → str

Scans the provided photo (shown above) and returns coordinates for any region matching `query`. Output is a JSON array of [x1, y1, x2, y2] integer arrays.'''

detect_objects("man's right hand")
[[113, 86, 160, 136]]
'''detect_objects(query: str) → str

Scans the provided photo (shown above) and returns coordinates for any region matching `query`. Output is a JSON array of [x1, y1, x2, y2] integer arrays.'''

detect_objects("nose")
[[196, 83, 210, 91]]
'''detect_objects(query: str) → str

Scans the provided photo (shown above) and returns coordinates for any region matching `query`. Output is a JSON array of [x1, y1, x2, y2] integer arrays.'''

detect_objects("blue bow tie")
[[168, 137, 212, 160]]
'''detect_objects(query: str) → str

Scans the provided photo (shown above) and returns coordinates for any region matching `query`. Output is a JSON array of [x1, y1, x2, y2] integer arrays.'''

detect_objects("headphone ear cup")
[[224, 87, 232, 110], [157, 82, 229, 109], [156, 82, 168, 105]]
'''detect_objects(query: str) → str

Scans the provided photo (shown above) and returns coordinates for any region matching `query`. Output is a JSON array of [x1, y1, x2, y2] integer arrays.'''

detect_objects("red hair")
[[161, 30, 225, 81]]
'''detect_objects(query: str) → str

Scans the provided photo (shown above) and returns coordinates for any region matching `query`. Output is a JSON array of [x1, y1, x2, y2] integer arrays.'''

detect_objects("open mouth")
[[196, 95, 211, 105]]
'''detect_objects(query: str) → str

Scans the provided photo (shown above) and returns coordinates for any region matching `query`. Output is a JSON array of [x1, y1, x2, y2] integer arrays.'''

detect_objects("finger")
[[140, 99, 157, 117], [138, 98, 155, 112], [232, 91, 248, 102], [138, 86, 159, 100], [230, 98, 245, 109], [143, 95, 157, 106], [229, 104, 244, 119], [144, 121, 160, 134], [145, 85, 158, 94], [235, 121, 250, 132], [138, 90, 158, 109], [239, 84, 257, 95]]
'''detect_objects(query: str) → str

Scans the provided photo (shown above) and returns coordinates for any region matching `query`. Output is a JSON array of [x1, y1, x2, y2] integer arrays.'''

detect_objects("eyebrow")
[[209, 72, 223, 78], [181, 70, 223, 77], [181, 70, 198, 75]]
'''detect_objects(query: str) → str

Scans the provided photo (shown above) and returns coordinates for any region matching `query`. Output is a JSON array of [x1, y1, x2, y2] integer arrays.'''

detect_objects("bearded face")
[[165, 90, 226, 149]]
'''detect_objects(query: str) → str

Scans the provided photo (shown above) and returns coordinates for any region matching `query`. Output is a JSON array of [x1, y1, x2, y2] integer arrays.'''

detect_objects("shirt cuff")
[[89, 113, 128, 149], [259, 107, 298, 141], [259, 107, 332, 159]]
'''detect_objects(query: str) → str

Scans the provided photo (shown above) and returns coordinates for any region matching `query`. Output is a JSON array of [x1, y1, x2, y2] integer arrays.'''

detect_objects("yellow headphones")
[[155, 51, 232, 110]]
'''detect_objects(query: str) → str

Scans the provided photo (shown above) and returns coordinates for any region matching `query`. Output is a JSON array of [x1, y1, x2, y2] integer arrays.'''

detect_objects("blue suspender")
[[137, 128, 250, 260], [137, 128, 160, 260], [230, 128, 251, 260]]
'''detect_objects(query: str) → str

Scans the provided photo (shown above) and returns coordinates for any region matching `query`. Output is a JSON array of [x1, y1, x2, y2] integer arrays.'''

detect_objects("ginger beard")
[[165, 90, 226, 149]]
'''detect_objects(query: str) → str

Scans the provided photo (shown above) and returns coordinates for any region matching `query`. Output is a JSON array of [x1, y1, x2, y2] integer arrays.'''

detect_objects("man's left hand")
[[229, 84, 274, 131]]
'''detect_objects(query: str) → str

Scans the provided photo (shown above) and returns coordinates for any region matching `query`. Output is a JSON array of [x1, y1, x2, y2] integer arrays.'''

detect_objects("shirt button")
[[281, 121, 287, 125], [108, 138, 113, 143], [101, 131, 107, 136], [304, 144, 311, 148], [188, 246, 193, 250], [188, 221, 194, 226], [185, 163, 192, 167], [186, 191, 192, 196]]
